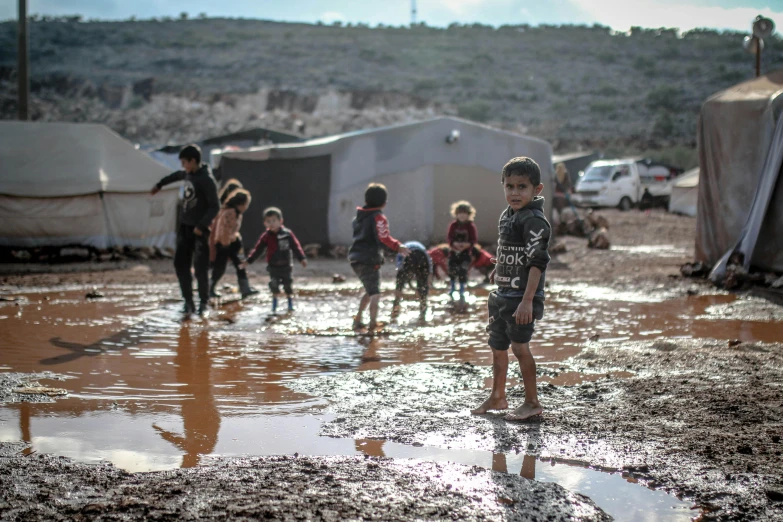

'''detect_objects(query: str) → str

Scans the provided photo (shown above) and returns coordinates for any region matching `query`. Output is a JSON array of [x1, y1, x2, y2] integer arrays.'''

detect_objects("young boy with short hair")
[[348, 183, 409, 331], [242, 207, 307, 312], [471, 157, 551, 421], [151, 144, 220, 317]]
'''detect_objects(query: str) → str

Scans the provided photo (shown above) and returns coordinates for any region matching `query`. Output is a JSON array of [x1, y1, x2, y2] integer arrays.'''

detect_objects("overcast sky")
[[1, 0, 781, 33]]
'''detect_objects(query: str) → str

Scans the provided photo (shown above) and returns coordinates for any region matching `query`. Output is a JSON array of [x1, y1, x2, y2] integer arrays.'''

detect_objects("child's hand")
[[398, 246, 410, 257], [239, 261, 249, 270], [150, 186, 160, 196], [301, 259, 308, 267], [513, 300, 533, 325]]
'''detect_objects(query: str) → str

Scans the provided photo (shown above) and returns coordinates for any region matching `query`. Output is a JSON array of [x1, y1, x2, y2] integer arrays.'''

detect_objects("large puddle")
[[2, 279, 781, 520]]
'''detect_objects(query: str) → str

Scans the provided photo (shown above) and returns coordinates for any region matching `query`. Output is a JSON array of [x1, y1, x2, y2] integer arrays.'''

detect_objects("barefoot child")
[[241, 207, 307, 312], [209, 188, 259, 299], [150, 144, 219, 317], [471, 157, 551, 421], [209, 179, 258, 299], [391, 241, 432, 321], [447, 201, 478, 301], [348, 183, 410, 331]]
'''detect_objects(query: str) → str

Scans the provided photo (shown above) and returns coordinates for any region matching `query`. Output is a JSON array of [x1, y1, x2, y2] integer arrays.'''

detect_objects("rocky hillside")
[[0, 17, 778, 158]]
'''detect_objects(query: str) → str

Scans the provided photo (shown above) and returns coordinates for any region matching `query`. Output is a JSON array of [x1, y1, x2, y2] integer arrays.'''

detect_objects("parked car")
[[572, 158, 683, 210]]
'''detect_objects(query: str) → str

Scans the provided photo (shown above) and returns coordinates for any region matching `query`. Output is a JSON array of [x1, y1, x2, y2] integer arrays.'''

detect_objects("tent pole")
[[17, 0, 29, 121], [756, 46, 761, 78]]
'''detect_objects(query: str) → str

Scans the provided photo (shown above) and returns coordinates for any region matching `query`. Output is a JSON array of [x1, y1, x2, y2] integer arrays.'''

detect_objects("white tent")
[[697, 70, 783, 276], [668, 167, 699, 217], [0, 122, 179, 249], [220, 117, 553, 248]]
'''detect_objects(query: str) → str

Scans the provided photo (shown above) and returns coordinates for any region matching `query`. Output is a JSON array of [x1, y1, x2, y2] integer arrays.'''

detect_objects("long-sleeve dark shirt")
[[247, 227, 306, 267], [156, 164, 219, 232]]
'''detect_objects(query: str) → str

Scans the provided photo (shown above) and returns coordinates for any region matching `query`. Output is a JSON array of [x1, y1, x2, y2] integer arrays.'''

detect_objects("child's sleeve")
[[374, 214, 402, 252], [246, 232, 269, 264], [155, 170, 185, 188], [468, 222, 478, 245], [288, 230, 306, 261], [522, 218, 551, 271], [446, 222, 457, 245]]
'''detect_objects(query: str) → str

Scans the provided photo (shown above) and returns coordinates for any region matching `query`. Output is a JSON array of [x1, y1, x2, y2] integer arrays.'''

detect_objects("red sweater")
[[447, 220, 478, 247], [247, 227, 306, 267]]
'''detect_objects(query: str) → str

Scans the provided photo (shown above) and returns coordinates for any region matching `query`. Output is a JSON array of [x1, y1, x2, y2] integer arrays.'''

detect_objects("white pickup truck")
[[571, 158, 682, 210]]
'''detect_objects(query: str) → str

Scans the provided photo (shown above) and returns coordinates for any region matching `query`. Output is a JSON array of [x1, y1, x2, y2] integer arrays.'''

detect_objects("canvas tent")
[[219, 117, 553, 248], [0, 122, 179, 250], [668, 167, 699, 217], [697, 71, 783, 276]]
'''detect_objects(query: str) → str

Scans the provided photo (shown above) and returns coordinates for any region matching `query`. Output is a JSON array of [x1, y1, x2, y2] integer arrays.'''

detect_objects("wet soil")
[[0, 449, 609, 521], [291, 338, 783, 520], [2, 209, 782, 520]]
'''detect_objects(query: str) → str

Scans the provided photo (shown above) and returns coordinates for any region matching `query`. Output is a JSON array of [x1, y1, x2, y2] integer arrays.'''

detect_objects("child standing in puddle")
[[472, 157, 551, 421], [348, 183, 409, 332], [241, 207, 307, 312], [209, 183, 259, 299], [447, 201, 478, 301]]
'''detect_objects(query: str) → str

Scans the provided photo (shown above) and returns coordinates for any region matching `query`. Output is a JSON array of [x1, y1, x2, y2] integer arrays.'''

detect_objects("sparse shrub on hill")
[[0, 18, 766, 153]]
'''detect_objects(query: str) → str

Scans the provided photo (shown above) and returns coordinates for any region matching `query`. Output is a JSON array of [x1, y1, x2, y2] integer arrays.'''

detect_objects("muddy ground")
[[0, 450, 609, 521], [1, 209, 782, 520]]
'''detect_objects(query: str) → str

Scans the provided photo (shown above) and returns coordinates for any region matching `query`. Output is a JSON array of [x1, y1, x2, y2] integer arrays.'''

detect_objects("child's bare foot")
[[352, 316, 365, 330], [470, 396, 509, 415], [505, 402, 543, 421]]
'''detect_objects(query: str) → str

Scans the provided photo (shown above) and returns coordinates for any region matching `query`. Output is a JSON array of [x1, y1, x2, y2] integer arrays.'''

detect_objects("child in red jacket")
[[447, 200, 478, 301], [241, 207, 307, 312]]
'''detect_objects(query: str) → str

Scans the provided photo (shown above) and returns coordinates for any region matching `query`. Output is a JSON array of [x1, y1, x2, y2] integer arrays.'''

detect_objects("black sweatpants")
[[268, 265, 294, 295], [175, 224, 210, 305], [448, 249, 472, 284], [211, 238, 247, 288]]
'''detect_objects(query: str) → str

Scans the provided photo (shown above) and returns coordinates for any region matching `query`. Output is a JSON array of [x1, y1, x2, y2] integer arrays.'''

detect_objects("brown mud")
[[0, 451, 610, 521], [1, 209, 782, 520]]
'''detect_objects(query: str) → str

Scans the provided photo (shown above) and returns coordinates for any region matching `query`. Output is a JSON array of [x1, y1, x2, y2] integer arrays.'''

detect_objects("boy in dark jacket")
[[471, 157, 551, 422], [151, 144, 220, 317], [242, 207, 307, 312], [348, 183, 409, 331]]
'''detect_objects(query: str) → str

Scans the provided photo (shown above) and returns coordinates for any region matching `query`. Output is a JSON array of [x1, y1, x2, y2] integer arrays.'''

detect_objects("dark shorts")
[[486, 291, 544, 350], [351, 262, 381, 296]]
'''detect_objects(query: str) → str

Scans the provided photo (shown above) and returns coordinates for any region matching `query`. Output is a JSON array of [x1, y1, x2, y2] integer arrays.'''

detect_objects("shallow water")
[[1, 279, 780, 520]]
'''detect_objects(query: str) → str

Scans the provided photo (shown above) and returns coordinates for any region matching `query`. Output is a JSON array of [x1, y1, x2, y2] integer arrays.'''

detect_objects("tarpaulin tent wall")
[[697, 71, 783, 273], [220, 117, 553, 248], [669, 167, 699, 217], [0, 122, 179, 249]]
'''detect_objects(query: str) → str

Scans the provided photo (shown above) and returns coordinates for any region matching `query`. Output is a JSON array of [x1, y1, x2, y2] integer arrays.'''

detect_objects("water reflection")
[[153, 329, 219, 468], [1, 281, 781, 475]]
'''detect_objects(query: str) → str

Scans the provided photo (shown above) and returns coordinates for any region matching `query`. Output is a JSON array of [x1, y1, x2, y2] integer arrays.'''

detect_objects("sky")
[[1, 0, 782, 33]]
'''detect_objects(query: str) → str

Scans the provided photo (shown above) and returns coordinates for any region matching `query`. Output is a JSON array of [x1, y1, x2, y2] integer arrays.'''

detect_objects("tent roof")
[[705, 69, 783, 107], [224, 116, 551, 160], [0, 122, 172, 197]]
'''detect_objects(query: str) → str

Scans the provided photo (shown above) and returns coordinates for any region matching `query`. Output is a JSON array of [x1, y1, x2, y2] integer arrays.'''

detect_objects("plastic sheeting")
[[0, 192, 179, 249], [0, 122, 179, 249], [696, 71, 783, 274]]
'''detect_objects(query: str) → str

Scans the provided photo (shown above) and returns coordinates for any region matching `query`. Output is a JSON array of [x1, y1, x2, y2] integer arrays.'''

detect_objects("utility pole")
[[17, 0, 29, 120], [411, 0, 417, 26]]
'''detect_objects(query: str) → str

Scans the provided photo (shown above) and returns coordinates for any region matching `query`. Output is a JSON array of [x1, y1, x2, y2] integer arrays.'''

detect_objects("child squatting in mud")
[[472, 157, 551, 421]]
